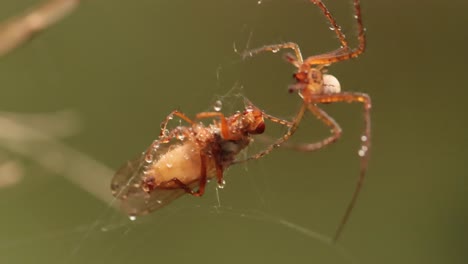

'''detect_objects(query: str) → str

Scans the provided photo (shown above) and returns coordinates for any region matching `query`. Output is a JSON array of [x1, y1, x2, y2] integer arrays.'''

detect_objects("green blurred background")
[[0, 0, 467, 263]]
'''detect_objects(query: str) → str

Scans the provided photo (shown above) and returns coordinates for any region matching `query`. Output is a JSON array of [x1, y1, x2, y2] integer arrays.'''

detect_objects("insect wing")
[[111, 154, 186, 216]]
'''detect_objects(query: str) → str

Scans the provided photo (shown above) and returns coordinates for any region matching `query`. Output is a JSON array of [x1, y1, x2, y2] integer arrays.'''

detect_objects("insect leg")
[[310, 92, 371, 242]]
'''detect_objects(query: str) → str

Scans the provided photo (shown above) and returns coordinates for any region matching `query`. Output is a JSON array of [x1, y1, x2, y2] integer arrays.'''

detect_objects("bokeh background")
[[0, 0, 467, 263]]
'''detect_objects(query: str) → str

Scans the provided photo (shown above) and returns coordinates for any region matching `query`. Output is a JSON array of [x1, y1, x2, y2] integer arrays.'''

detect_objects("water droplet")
[[129, 215, 137, 221], [354, 15, 359, 19], [358, 150, 365, 157], [156, 200, 162, 204], [257, 0, 262, 4], [145, 154, 153, 163], [361, 146, 368, 152], [361, 135, 368, 142], [168, 114, 174, 120], [177, 133, 185, 140], [166, 163, 173, 168], [213, 100, 223, 111], [329, 26, 335, 31], [272, 48, 280, 53], [217, 179, 226, 189]]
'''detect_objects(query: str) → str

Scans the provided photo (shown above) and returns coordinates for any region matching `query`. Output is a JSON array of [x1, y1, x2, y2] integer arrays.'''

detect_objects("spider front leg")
[[242, 42, 304, 66], [309, 92, 371, 242], [240, 103, 308, 162], [282, 104, 342, 152]]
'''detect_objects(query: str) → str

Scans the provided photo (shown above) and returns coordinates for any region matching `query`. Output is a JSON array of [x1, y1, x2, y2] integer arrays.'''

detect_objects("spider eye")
[[293, 72, 307, 82]]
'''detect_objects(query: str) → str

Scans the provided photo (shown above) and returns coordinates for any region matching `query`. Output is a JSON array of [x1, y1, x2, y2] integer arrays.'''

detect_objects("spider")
[[242, 0, 371, 242], [111, 101, 292, 217]]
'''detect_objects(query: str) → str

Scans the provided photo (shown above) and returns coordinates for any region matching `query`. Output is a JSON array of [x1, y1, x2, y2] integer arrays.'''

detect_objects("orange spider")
[[242, 0, 371, 242]]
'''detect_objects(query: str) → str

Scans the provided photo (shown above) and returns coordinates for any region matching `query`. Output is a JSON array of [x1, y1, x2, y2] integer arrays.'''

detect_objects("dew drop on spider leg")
[[361, 135, 368, 142], [129, 215, 137, 221], [213, 100, 222, 112], [358, 149, 365, 157], [358, 146, 368, 157]]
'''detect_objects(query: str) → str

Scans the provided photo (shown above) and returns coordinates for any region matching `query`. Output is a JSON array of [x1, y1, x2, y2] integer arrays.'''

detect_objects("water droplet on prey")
[[145, 154, 153, 163], [213, 100, 223, 112]]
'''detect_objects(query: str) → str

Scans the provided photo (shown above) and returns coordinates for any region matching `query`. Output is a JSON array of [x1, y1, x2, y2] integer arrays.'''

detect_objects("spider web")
[[0, 1, 362, 264]]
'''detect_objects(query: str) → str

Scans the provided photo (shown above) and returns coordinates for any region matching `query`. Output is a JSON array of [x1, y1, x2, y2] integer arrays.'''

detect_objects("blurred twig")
[[0, 0, 80, 57], [0, 160, 23, 188], [0, 112, 115, 205], [0, 1, 114, 205]]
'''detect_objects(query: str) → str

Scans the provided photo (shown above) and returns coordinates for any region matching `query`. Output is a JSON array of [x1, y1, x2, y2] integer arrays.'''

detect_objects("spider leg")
[[281, 103, 342, 151], [236, 103, 308, 163], [311, 0, 349, 49], [262, 112, 295, 128], [242, 42, 304, 66], [304, 0, 366, 65], [309, 92, 371, 242]]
